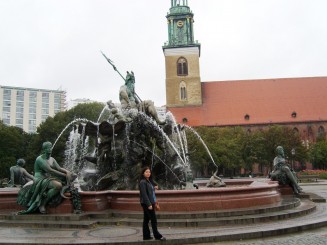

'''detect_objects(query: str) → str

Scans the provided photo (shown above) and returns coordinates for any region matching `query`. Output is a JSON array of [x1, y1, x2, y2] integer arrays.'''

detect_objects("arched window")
[[177, 57, 188, 76], [307, 126, 314, 141], [180, 81, 187, 100], [318, 126, 325, 139], [293, 127, 299, 134]]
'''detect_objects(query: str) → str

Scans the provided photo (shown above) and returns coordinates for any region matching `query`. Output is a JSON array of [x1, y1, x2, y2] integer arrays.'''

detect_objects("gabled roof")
[[167, 77, 327, 127]]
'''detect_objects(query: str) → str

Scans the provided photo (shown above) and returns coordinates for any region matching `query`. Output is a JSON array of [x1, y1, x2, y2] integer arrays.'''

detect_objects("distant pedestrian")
[[139, 166, 166, 241]]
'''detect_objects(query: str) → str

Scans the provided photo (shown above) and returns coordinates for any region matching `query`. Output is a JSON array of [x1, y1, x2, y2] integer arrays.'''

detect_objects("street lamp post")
[[291, 148, 295, 171]]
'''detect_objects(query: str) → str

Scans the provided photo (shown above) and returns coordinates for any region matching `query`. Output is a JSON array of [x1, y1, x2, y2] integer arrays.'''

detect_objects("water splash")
[[53, 118, 91, 149], [166, 112, 188, 167], [138, 113, 187, 167], [97, 104, 109, 123], [184, 125, 218, 168], [63, 124, 90, 175], [129, 139, 182, 183]]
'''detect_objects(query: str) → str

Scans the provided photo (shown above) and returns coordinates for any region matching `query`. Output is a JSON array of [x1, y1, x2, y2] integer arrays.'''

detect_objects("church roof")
[[168, 77, 327, 127]]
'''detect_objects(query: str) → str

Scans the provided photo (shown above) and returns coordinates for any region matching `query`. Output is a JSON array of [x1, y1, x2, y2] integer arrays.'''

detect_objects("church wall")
[[244, 121, 327, 144]]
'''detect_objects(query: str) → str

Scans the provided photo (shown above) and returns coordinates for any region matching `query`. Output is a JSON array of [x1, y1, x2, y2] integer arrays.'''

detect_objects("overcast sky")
[[1, 0, 326, 106]]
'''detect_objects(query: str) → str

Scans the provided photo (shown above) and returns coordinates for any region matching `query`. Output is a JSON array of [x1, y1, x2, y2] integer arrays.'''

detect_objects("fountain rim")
[[79, 180, 279, 195]]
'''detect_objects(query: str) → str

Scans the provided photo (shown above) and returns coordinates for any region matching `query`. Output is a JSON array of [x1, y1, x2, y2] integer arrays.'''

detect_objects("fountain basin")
[[0, 180, 281, 213], [109, 180, 281, 212]]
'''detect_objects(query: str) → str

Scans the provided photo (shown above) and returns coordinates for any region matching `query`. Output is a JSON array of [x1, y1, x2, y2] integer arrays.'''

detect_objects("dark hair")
[[139, 166, 154, 185]]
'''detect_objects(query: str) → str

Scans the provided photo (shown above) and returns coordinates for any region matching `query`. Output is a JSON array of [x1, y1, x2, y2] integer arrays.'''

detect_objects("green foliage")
[[0, 122, 32, 178], [241, 130, 267, 169], [0, 112, 314, 180], [260, 126, 307, 171], [0, 103, 105, 179], [34, 102, 105, 163], [187, 125, 308, 177], [299, 170, 327, 179], [319, 173, 327, 179], [187, 127, 245, 176], [309, 139, 327, 170], [0, 156, 15, 180]]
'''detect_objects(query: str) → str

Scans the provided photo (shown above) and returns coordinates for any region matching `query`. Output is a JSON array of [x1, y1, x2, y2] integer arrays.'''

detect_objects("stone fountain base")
[[0, 179, 281, 214]]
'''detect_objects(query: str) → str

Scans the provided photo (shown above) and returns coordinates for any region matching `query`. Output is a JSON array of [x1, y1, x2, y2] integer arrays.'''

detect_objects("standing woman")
[[139, 166, 166, 241]]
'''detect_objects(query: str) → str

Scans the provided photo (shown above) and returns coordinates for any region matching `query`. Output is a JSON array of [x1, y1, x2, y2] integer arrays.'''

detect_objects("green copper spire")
[[163, 0, 200, 48]]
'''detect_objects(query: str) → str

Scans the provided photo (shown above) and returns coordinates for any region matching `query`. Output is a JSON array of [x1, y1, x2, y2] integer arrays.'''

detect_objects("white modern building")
[[0, 85, 66, 133]]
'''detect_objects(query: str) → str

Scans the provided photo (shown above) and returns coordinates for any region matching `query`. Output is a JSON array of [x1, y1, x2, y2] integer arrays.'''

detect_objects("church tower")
[[163, 0, 202, 107]]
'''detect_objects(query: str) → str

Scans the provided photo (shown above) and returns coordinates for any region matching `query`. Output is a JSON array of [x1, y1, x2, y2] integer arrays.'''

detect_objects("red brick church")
[[162, 1, 327, 172]]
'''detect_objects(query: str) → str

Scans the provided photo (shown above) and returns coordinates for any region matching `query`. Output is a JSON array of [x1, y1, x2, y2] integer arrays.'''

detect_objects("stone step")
[[0, 198, 314, 229], [298, 192, 326, 203], [90, 197, 301, 220], [0, 211, 90, 221], [95, 199, 316, 227], [0, 219, 98, 229], [0, 197, 300, 222]]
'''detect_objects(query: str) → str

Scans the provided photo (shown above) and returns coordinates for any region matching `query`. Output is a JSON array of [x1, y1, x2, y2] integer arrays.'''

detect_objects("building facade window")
[[2, 90, 11, 123], [42, 108, 49, 115], [29, 106, 36, 114], [41, 92, 49, 120], [28, 119, 36, 133], [3, 89, 11, 101], [29, 91, 37, 102], [16, 113, 23, 120], [16, 107, 24, 113], [1, 86, 66, 132], [29, 91, 37, 127], [2, 112, 10, 125], [41, 115, 48, 121], [54, 93, 62, 113], [3, 107, 10, 112], [16, 90, 24, 101], [180, 81, 187, 100], [15, 93, 24, 127], [307, 126, 314, 142], [3, 101, 11, 107], [177, 57, 188, 76]]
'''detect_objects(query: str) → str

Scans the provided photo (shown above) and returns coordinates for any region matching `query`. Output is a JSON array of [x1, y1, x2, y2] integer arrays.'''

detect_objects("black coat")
[[139, 179, 156, 207]]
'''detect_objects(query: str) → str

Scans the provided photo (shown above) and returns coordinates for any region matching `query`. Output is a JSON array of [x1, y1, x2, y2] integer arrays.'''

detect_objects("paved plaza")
[[0, 181, 326, 244]]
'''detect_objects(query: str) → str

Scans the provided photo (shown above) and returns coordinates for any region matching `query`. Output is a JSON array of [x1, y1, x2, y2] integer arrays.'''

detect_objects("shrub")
[[298, 169, 327, 179]]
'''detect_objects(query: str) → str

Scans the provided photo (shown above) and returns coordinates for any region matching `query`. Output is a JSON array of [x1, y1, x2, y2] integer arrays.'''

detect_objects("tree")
[[309, 139, 327, 170], [0, 122, 31, 178], [186, 125, 308, 177], [31, 102, 105, 164], [187, 127, 245, 177], [241, 130, 266, 172], [260, 126, 307, 172]]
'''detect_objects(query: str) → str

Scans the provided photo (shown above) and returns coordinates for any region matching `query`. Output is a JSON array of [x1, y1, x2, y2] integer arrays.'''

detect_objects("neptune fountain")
[[0, 53, 283, 214], [58, 52, 220, 193], [64, 73, 203, 191]]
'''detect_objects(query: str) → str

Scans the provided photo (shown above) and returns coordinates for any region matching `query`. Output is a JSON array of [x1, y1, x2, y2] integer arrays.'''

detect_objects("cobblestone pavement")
[[196, 184, 327, 245], [196, 226, 327, 245], [0, 181, 326, 244]]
